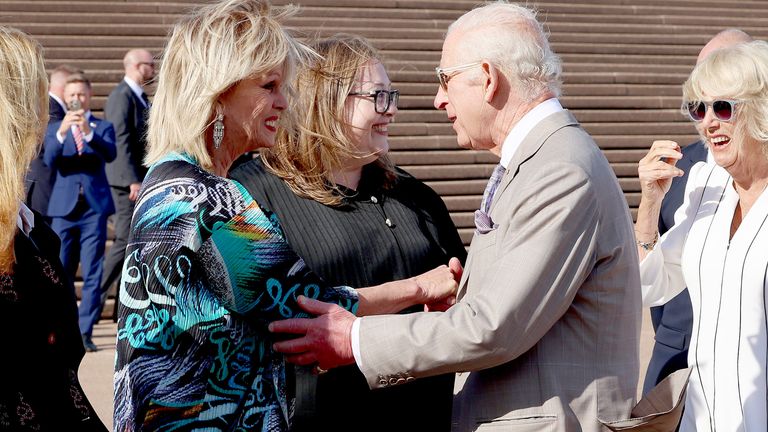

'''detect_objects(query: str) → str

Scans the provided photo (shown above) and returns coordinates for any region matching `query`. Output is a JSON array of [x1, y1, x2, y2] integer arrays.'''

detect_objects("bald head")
[[49, 64, 82, 99], [123, 49, 155, 86], [697, 29, 753, 64]]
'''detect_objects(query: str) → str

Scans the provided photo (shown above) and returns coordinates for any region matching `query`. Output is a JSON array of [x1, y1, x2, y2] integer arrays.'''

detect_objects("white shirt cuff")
[[351, 317, 363, 369]]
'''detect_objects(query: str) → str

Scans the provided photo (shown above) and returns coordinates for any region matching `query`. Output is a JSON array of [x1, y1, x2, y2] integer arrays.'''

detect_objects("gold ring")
[[313, 365, 328, 375]]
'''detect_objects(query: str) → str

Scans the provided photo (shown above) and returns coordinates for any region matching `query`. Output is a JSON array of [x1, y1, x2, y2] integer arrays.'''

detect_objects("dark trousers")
[[100, 186, 134, 313], [51, 200, 108, 337]]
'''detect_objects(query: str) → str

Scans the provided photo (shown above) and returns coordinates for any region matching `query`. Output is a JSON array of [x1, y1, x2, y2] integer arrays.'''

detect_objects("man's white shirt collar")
[[17, 202, 34, 237], [49, 92, 67, 112], [499, 98, 564, 169], [124, 76, 147, 107]]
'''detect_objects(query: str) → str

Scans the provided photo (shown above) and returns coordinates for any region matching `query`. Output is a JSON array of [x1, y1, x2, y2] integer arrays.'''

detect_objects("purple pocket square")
[[474, 209, 497, 234]]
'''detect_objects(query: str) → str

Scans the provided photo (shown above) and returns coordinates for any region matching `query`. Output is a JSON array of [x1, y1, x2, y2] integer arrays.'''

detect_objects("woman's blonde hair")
[[683, 40, 768, 157], [145, 0, 309, 172], [0, 26, 48, 273], [262, 34, 397, 206]]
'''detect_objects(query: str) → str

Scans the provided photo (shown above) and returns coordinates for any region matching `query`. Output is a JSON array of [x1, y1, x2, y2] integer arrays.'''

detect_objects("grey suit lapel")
[[457, 109, 580, 297], [490, 110, 580, 214]]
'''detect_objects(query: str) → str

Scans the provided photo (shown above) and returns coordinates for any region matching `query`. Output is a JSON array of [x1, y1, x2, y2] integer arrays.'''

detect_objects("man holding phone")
[[44, 73, 116, 352]]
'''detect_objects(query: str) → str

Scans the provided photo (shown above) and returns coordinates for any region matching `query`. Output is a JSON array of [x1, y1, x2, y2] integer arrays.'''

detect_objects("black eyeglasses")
[[435, 62, 482, 91], [348, 89, 399, 114], [684, 99, 742, 122]]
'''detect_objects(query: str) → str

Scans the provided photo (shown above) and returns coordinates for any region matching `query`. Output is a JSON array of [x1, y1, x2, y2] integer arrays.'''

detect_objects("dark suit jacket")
[[104, 80, 149, 187], [43, 115, 117, 217], [25, 96, 68, 214], [643, 140, 708, 395]]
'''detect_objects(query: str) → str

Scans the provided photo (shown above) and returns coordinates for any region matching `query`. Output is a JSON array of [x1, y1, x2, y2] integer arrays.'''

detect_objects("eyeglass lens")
[[688, 100, 734, 121], [375, 90, 398, 113]]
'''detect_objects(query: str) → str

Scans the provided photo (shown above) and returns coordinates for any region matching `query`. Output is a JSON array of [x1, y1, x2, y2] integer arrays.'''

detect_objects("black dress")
[[0, 211, 106, 431], [230, 158, 467, 432]]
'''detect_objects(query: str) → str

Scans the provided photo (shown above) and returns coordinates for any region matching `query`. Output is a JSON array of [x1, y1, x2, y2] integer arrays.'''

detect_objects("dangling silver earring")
[[213, 113, 224, 149]]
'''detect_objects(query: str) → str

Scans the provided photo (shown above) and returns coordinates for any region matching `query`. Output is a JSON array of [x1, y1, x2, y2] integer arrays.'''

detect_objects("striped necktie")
[[72, 124, 84, 155], [480, 164, 506, 213], [474, 164, 506, 234]]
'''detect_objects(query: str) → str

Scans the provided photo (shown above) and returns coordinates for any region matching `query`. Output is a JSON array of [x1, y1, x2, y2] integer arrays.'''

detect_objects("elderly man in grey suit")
[[270, 3, 641, 430]]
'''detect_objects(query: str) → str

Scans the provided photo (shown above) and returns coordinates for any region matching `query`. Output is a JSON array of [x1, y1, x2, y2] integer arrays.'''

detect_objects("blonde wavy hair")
[[144, 0, 310, 172], [262, 34, 397, 206], [0, 26, 48, 273], [684, 40, 768, 158]]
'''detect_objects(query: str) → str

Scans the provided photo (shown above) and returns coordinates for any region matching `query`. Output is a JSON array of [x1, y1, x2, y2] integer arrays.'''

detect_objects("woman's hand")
[[354, 257, 462, 316], [416, 257, 462, 311], [638, 140, 685, 205]]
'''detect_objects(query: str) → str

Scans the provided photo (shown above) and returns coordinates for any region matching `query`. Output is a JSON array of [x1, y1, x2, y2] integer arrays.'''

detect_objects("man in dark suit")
[[25, 65, 81, 220], [44, 73, 116, 352], [101, 49, 154, 314], [643, 28, 752, 395]]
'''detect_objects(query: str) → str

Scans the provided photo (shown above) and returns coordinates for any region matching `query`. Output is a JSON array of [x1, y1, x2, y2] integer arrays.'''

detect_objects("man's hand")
[[129, 182, 142, 201], [269, 296, 357, 371], [57, 109, 85, 136]]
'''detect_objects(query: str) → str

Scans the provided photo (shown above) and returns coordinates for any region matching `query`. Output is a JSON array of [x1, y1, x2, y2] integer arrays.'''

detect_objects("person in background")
[[636, 40, 768, 430], [43, 73, 116, 352], [25, 64, 80, 221], [101, 48, 154, 321], [113, 2, 459, 431], [231, 34, 466, 431], [643, 28, 753, 396], [0, 25, 106, 431]]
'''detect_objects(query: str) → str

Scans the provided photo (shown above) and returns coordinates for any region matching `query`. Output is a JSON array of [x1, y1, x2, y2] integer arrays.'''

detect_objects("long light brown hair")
[[262, 34, 397, 206], [0, 26, 48, 273]]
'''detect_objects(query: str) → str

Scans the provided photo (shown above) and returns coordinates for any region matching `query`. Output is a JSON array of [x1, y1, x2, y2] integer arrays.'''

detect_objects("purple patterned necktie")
[[474, 164, 506, 234]]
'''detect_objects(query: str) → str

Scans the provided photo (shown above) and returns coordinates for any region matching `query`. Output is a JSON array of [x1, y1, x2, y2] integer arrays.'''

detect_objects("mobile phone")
[[68, 99, 81, 111]]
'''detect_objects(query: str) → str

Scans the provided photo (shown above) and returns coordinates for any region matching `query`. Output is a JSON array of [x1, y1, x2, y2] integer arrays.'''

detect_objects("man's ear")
[[481, 61, 499, 103]]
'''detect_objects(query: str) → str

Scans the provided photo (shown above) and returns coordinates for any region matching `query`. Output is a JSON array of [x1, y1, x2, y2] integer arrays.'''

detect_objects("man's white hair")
[[447, 1, 561, 100]]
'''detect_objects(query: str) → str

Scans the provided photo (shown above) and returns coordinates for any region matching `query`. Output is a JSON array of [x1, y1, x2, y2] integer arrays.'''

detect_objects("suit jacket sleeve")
[[105, 89, 141, 184], [88, 121, 117, 163], [358, 160, 599, 387]]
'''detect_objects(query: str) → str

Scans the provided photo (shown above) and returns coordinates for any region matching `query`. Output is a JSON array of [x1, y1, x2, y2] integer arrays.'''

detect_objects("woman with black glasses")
[[230, 34, 466, 431], [634, 40, 768, 431]]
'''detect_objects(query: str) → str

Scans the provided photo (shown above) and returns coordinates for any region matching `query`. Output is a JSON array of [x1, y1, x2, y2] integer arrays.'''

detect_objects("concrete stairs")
[[3, 0, 767, 247]]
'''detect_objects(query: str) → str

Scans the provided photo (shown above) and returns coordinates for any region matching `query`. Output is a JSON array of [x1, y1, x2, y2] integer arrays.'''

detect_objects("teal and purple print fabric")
[[114, 153, 358, 431]]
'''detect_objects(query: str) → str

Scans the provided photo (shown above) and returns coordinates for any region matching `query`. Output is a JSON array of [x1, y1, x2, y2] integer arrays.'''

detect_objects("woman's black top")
[[0, 211, 106, 431], [231, 157, 467, 432]]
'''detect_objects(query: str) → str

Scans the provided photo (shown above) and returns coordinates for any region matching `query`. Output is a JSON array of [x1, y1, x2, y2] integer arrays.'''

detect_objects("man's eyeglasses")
[[684, 99, 742, 122], [435, 62, 482, 91], [348, 89, 399, 114]]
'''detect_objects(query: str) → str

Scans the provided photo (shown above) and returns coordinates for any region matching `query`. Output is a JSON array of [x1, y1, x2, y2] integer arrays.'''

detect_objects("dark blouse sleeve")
[[400, 171, 467, 265]]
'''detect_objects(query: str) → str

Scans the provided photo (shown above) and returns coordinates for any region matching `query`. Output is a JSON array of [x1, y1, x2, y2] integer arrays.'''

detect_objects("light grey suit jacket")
[[358, 110, 641, 431]]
